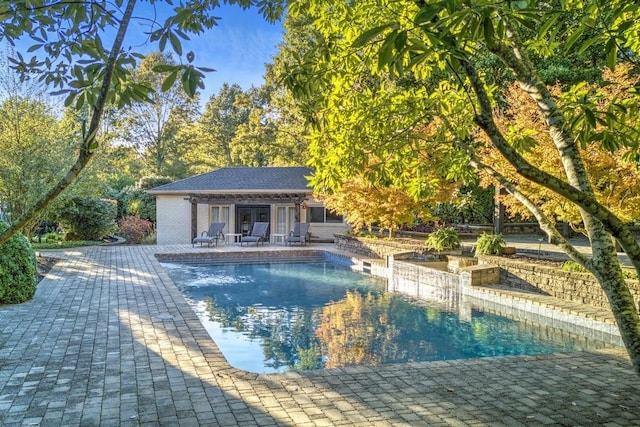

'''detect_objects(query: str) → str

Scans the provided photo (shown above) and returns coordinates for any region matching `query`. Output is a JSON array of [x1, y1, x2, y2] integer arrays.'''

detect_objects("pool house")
[[148, 166, 348, 245]]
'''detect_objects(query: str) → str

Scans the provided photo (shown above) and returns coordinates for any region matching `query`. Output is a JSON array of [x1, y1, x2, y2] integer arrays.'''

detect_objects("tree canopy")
[[284, 0, 640, 375], [112, 52, 199, 177]]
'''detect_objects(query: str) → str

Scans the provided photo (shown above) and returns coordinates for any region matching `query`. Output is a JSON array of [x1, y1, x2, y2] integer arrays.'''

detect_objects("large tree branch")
[[0, 0, 137, 245], [458, 56, 640, 276], [487, 34, 628, 286], [469, 157, 592, 269]]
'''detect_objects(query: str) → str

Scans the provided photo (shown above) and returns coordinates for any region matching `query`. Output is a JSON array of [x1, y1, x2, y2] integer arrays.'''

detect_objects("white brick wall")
[[307, 223, 350, 241], [156, 196, 192, 244]]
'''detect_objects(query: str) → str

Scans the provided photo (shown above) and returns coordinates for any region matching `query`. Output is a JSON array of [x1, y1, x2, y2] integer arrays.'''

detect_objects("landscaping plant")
[[425, 227, 460, 252], [475, 233, 506, 256], [117, 216, 153, 244], [56, 197, 117, 241], [0, 222, 37, 304]]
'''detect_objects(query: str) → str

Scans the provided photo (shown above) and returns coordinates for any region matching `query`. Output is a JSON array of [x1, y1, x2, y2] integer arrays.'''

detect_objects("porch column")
[[191, 200, 197, 241], [294, 201, 301, 222]]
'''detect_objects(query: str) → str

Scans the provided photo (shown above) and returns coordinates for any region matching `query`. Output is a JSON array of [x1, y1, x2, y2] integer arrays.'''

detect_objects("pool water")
[[162, 261, 612, 373]]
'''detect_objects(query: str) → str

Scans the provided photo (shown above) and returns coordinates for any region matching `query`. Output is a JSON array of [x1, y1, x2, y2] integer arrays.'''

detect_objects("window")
[[276, 206, 297, 233], [308, 207, 343, 223], [211, 206, 230, 234]]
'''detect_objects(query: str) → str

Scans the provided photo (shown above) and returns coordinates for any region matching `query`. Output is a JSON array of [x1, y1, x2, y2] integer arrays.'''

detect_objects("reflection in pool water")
[[162, 261, 613, 373]]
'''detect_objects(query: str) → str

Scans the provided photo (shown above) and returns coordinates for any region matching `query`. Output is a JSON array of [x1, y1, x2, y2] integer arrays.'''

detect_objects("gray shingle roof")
[[147, 167, 314, 193]]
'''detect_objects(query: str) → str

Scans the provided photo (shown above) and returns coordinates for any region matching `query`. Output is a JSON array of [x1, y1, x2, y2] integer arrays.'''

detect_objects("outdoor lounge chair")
[[240, 222, 269, 246], [192, 222, 225, 247], [285, 222, 310, 246]]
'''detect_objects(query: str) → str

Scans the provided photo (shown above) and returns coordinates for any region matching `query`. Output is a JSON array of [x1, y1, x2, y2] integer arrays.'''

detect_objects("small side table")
[[226, 233, 242, 244], [270, 233, 287, 245]]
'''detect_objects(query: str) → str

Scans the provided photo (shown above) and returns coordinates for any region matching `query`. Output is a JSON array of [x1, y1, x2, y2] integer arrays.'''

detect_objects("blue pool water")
[[162, 261, 612, 373]]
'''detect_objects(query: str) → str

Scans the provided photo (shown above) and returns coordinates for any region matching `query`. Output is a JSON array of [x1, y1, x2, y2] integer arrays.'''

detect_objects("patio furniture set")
[[192, 221, 311, 247]]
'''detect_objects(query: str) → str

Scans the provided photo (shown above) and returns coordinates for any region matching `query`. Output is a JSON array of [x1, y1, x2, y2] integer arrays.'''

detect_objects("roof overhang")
[[147, 189, 311, 195], [184, 192, 311, 204]]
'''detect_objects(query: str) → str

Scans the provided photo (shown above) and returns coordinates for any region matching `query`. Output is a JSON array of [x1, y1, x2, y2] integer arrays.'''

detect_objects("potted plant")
[[425, 226, 461, 252], [475, 232, 506, 255]]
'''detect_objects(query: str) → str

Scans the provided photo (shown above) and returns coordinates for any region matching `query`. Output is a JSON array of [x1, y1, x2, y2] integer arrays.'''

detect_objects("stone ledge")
[[460, 264, 500, 286]]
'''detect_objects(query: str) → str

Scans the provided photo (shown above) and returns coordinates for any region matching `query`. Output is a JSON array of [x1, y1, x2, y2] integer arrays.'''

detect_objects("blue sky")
[[131, 3, 285, 102], [1, 3, 284, 105]]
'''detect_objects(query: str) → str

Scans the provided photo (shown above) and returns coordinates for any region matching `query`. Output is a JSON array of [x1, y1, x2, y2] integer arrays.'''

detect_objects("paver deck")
[[1, 243, 639, 426]]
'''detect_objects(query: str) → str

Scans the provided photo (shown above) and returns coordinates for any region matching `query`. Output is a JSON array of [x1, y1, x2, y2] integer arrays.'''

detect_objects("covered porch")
[[186, 192, 309, 243]]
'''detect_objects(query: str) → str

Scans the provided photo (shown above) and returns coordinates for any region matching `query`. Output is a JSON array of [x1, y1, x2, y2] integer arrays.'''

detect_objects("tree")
[[255, 13, 320, 165], [113, 52, 199, 177], [228, 86, 275, 166], [118, 176, 173, 222], [481, 71, 640, 230], [55, 197, 117, 241], [184, 83, 250, 170], [323, 175, 450, 236], [285, 0, 640, 375], [0, 0, 284, 245], [0, 93, 75, 237]]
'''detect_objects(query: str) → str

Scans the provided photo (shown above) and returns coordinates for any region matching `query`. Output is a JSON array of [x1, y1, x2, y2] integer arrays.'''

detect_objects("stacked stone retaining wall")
[[334, 234, 454, 261], [335, 235, 640, 311], [477, 255, 640, 310]]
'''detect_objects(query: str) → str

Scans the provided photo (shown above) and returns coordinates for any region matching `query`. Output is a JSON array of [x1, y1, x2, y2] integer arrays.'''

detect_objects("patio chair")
[[192, 222, 225, 247], [285, 222, 310, 246], [240, 222, 269, 246]]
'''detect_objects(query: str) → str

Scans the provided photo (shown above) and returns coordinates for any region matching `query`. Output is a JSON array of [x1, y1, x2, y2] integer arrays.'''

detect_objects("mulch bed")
[[37, 256, 58, 283]]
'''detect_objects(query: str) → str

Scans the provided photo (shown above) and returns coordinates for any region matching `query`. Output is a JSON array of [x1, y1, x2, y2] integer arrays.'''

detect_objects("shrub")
[[425, 227, 460, 251], [561, 261, 589, 273], [56, 197, 117, 241], [0, 222, 37, 304], [140, 231, 157, 245], [117, 175, 172, 222], [562, 260, 594, 273], [118, 216, 153, 244], [561, 261, 637, 279], [475, 232, 506, 255]]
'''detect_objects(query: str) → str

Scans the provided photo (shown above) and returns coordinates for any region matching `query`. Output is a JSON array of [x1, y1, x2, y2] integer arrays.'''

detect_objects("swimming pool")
[[162, 260, 614, 373]]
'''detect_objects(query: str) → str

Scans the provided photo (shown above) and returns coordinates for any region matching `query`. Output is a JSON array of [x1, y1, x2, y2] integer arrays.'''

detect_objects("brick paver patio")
[[1, 244, 639, 426]]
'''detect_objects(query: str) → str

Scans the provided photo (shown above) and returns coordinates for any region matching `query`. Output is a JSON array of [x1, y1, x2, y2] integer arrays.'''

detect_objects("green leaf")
[[153, 64, 177, 73], [584, 108, 596, 128], [605, 38, 618, 71], [351, 23, 395, 48], [159, 33, 168, 52], [394, 31, 407, 51], [26, 44, 43, 53], [576, 36, 601, 55], [564, 25, 585, 52], [538, 12, 560, 38], [169, 32, 182, 55], [378, 30, 397, 70], [414, 5, 440, 24], [161, 71, 177, 92], [483, 17, 495, 48]]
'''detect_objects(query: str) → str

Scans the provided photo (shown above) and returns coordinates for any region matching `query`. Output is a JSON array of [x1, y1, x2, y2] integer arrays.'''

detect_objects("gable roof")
[[147, 167, 314, 194]]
